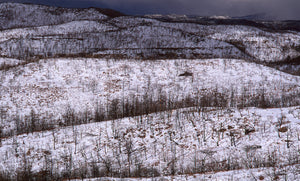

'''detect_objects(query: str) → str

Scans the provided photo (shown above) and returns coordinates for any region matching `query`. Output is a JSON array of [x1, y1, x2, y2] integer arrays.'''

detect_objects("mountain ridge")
[[0, 2, 115, 30], [0, 3, 299, 31]]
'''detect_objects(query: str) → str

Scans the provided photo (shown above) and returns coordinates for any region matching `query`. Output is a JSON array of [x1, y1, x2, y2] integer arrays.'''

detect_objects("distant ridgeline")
[[0, 3, 299, 66]]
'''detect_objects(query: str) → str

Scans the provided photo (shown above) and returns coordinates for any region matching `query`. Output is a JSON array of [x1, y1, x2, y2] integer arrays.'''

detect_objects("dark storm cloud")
[[1, 0, 299, 19]]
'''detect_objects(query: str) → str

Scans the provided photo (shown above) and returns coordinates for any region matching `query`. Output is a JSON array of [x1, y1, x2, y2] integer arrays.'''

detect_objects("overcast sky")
[[2, 0, 300, 20]]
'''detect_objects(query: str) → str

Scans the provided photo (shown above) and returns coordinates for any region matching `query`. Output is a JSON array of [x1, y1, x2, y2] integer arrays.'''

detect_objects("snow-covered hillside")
[[0, 6, 298, 62], [1, 58, 299, 135], [0, 3, 300, 180], [208, 26, 300, 62], [0, 3, 108, 30], [1, 106, 300, 180], [0, 18, 243, 60]]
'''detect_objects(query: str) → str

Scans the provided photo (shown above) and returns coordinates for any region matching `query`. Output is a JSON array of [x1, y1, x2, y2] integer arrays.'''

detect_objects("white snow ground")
[[74, 165, 300, 181]]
